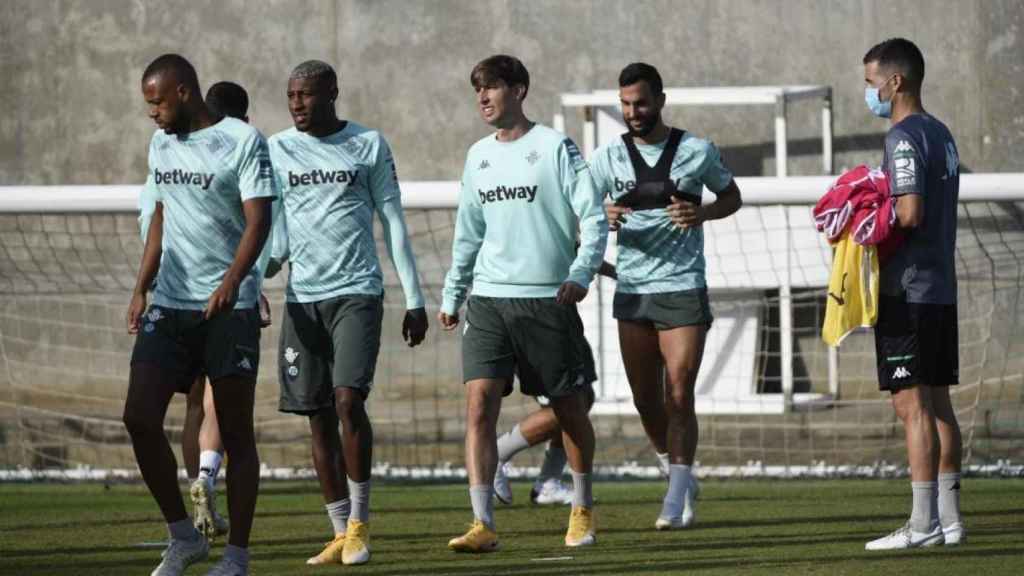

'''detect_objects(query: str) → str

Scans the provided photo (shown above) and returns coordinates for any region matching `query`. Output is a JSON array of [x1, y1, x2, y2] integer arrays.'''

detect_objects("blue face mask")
[[865, 76, 894, 118]]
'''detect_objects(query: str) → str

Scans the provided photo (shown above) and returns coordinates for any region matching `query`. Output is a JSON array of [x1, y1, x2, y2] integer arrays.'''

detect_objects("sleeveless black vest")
[[616, 128, 701, 210]]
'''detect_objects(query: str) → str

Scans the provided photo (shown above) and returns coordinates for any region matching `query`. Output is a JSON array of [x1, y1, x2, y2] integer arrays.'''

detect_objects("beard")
[[624, 112, 660, 138]]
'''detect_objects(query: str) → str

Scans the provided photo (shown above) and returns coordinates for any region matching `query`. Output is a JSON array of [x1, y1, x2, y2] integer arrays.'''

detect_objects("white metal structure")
[[554, 85, 834, 177], [2, 174, 1020, 417]]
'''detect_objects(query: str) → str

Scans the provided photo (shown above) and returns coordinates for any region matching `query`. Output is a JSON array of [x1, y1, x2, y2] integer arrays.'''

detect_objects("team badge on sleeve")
[[893, 140, 916, 189], [258, 158, 274, 180], [563, 138, 587, 172]]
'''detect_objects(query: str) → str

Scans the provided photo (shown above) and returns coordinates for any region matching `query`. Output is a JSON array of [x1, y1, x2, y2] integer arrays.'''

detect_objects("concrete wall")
[[1, 0, 1022, 185]]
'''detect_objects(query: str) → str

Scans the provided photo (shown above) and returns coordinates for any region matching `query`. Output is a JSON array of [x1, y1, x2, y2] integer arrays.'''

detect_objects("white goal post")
[[1, 173, 1021, 418]]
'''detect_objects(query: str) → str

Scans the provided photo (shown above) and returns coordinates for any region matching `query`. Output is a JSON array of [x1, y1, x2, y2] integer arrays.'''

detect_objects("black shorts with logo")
[[462, 296, 591, 399], [613, 288, 713, 330], [278, 294, 384, 414], [130, 305, 261, 391], [875, 294, 959, 392]]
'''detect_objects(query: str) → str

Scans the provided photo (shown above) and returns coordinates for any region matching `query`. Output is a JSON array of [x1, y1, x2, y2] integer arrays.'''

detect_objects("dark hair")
[[619, 62, 663, 95], [471, 55, 530, 99], [142, 53, 200, 91], [289, 60, 338, 91], [206, 81, 249, 119], [863, 38, 925, 90]]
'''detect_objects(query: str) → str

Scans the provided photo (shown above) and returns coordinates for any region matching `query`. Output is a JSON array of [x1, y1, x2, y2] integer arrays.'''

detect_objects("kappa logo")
[[284, 347, 299, 364], [894, 140, 914, 154], [238, 356, 253, 371], [892, 366, 912, 379], [526, 150, 540, 165], [479, 159, 490, 170], [146, 308, 164, 322]]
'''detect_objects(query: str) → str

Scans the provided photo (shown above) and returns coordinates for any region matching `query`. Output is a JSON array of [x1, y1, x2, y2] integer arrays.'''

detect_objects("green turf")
[[1, 479, 1022, 575]]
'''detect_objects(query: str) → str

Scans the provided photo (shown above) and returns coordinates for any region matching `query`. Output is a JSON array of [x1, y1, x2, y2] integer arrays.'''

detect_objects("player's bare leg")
[[465, 378, 504, 507], [866, 385, 943, 550], [493, 406, 564, 504], [124, 363, 209, 572], [655, 325, 705, 529], [305, 407, 351, 565], [125, 364, 193, 524], [310, 407, 349, 506], [550, 391, 596, 546], [182, 375, 205, 480], [210, 375, 260, 552], [449, 378, 504, 552], [618, 320, 670, 466], [191, 378, 229, 540], [332, 387, 372, 564], [930, 386, 964, 544]]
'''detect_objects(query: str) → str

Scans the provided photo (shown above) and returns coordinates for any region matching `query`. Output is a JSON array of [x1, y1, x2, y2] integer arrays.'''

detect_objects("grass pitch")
[[2, 478, 1023, 575]]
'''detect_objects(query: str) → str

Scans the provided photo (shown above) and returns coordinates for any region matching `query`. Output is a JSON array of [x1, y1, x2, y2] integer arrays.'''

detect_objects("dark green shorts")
[[278, 294, 383, 414], [130, 305, 261, 391], [462, 296, 591, 399], [613, 288, 713, 330]]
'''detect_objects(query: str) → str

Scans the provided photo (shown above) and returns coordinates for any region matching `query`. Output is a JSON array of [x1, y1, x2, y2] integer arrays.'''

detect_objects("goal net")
[[0, 179, 1022, 480]]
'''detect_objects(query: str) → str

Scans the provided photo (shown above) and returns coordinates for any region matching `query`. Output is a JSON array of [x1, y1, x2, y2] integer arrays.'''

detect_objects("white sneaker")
[[493, 462, 513, 505], [655, 474, 699, 530], [203, 558, 247, 576], [682, 474, 699, 527], [943, 522, 966, 546], [865, 522, 944, 550], [150, 537, 209, 576], [530, 478, 574, 506]]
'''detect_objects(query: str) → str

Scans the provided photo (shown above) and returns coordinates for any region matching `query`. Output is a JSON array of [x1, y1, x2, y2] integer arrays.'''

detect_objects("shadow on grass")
[[245, 545, 1024, 576]]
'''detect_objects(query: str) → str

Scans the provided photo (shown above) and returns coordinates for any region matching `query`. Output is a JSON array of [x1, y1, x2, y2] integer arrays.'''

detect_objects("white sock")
[[570, 472, 593, 508], [937, 472, 962, 527], [496, 424, 531, 463], [656, 452, 670, 478], [348, 479, 370, 523], [198, 450, 223, 488], [910, 481, 938, 533], [325, 498, 351, 535], [469, 484, 495, 529], [660, 464, 691, 520]]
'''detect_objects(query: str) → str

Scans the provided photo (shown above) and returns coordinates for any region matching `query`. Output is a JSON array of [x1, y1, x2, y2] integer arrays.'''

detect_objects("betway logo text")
[[154, 169, 214, 190], [478, 185, 538, 204], [288, 169, 359, 187], [614, 177, 686, 192]]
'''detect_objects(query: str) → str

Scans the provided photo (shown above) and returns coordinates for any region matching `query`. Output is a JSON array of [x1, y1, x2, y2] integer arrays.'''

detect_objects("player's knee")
[[122, 407, 158, 438], [893, 391, 930, 423], [665, 386, 694, 413], [218, 425, 256, 454], [466, 401, 496, 432], [632, 393, 660, 415], [334, 390, 366, 422]]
